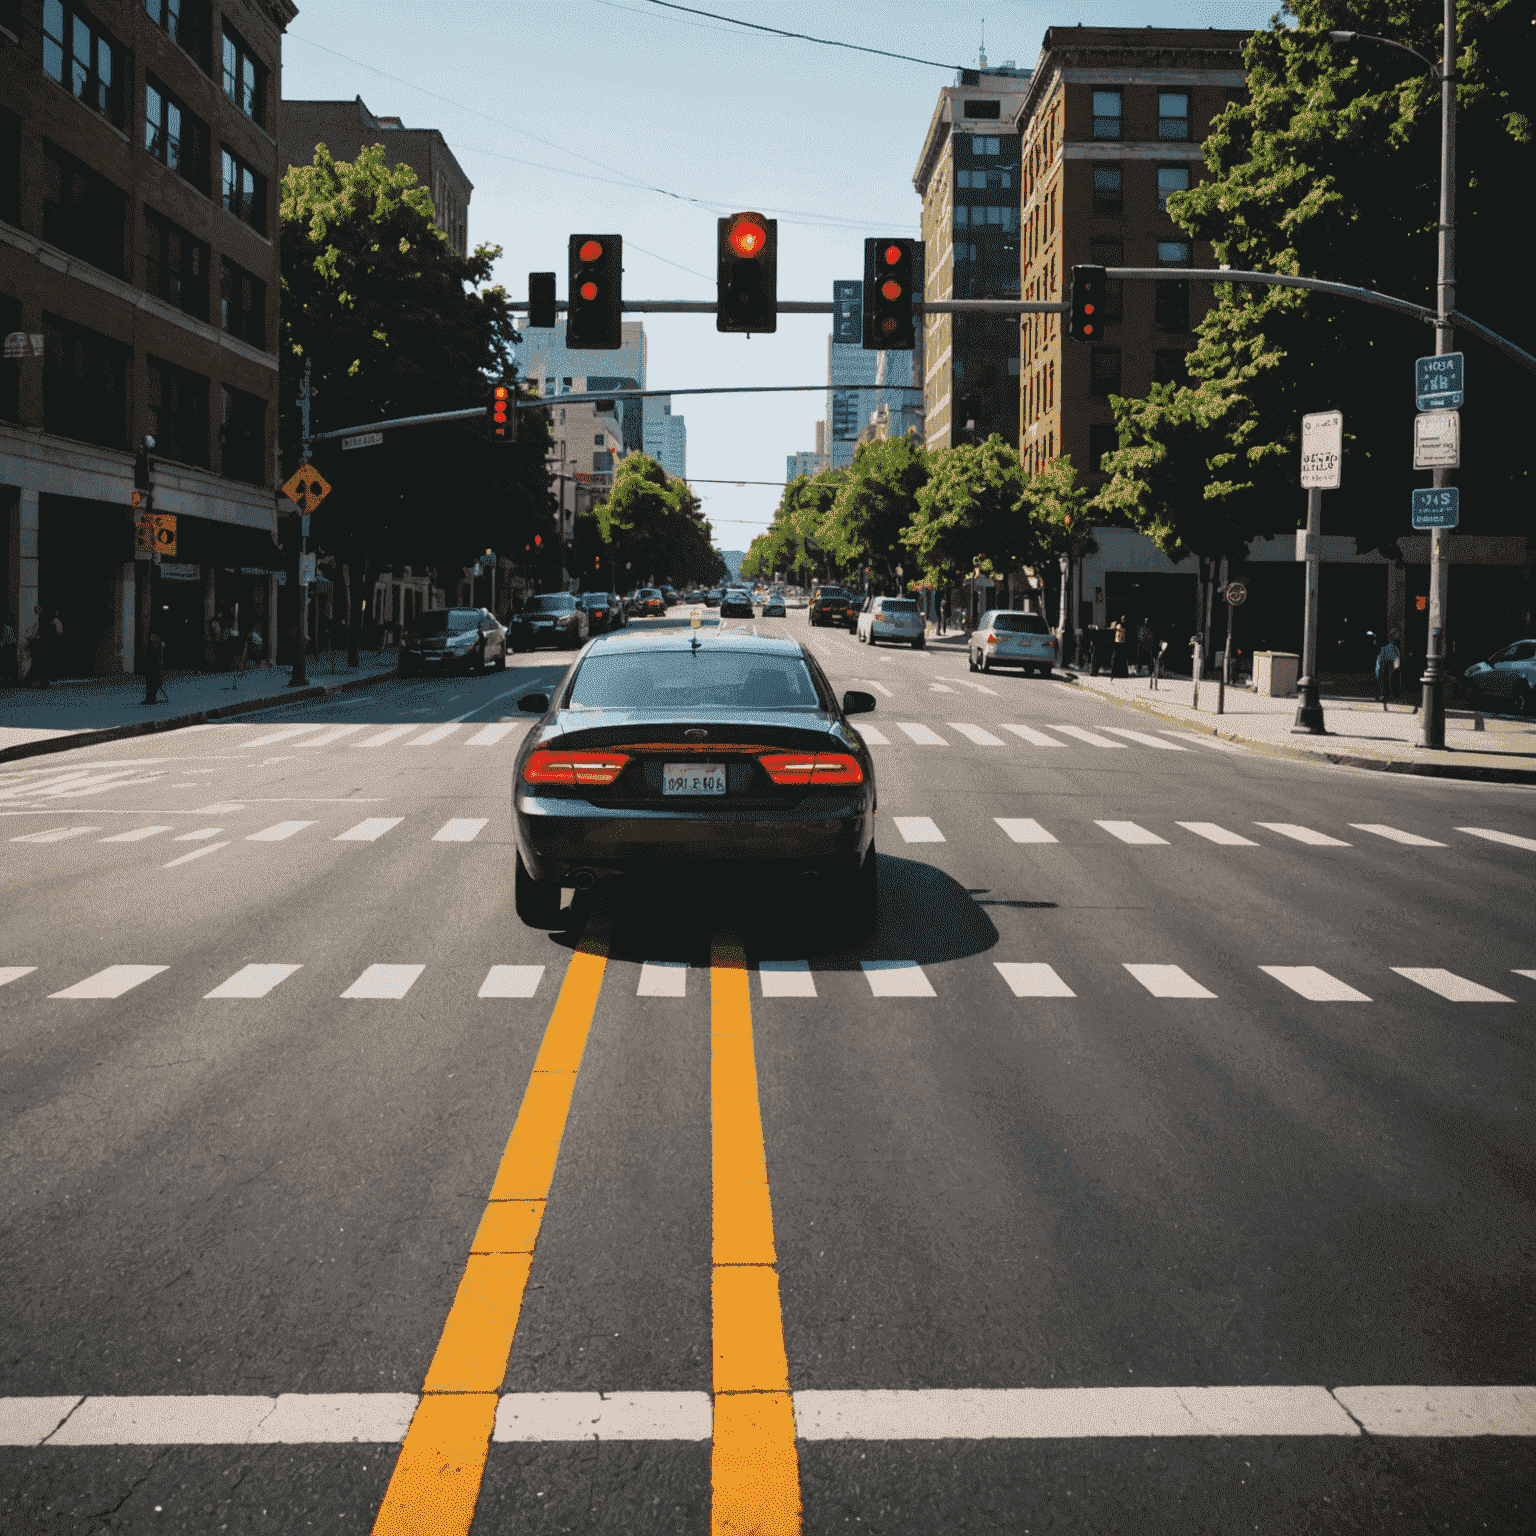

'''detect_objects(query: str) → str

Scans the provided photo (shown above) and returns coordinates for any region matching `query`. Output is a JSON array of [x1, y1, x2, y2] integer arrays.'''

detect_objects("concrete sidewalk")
[[0, 652, 400, 763]]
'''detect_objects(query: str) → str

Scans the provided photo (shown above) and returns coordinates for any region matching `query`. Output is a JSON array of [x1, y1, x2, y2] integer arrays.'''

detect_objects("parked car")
[[398, 607, 507, 675], [578, 592, 619, 635], [856, 595, 925, 649], [661, 587, 681, 608], [511, 592, 589, 651], [702, 589, 722, 608], [1463, 638, 1536, 712], [809, 585, 857, 629], [969, 610, 1058, 676], [631, 588, 667, 618], [719, 588, 755, 618], [761, 593, 787, 618]]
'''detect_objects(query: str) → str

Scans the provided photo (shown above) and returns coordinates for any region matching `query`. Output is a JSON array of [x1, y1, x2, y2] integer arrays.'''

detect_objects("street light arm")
[[1327, 29, 1441, 81]]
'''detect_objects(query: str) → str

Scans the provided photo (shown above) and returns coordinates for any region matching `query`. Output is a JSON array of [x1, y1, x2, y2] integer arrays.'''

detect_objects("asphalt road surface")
[[2, 608, 1533, 1534]]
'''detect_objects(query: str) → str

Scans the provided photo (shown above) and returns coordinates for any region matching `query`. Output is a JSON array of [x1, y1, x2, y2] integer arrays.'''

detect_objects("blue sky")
[[283, 1, 1280, 553]]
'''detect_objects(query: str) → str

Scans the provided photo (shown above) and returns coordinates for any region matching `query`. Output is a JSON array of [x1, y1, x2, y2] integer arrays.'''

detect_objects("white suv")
[[856, 596, 926, 649], [970, 610, 1058, 676]]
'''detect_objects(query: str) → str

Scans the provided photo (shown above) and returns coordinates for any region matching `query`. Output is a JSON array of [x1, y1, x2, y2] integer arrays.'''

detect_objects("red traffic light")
[[880, 278, 902, 302], [578, 239, 604, 262], [729, 218, 767, 258], [494, 385, 510, 399], [579, 280, 598, 301], [883, 244, 903, 267]]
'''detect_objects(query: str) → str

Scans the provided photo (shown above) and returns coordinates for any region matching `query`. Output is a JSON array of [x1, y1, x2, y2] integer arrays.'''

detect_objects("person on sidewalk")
[[1374, 632, 1402, 709], [1110, 615, 1130, 679], [142, 630, 167, 705], [1136, 617, 1157, 677]]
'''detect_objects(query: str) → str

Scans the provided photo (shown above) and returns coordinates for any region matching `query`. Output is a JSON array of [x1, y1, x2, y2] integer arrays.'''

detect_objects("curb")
[[0, 667, 399, 766], [1055, 674, 1536, 787]]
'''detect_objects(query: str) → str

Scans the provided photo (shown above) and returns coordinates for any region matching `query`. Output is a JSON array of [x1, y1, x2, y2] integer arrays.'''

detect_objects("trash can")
[[1253, 651, 1299, 697]]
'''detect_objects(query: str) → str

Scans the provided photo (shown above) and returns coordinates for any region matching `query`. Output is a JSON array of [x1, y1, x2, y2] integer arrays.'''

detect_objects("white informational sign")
[[1300, 410, 1343, 489], [1413, 410, 1459, 469], [342, 431, 384, 450]]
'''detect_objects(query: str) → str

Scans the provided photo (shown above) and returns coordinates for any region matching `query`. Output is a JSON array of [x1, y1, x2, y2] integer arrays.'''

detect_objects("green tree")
[[905, 434, 1048, 584], [822, 436, 930, 583], [594, 454, 723, 587]]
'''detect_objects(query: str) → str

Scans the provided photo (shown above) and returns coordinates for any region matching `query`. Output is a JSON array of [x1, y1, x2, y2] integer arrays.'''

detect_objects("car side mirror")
[[842, 690, 877, 716], [517, 692, 550, 714]]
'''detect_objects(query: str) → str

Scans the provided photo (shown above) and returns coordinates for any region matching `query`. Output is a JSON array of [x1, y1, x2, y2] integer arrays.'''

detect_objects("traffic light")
[[487, 381, 516, 441], [528, 272, 556, 329], [567, 235, 622, 349], [863, 239, 916, 350], [134, 446, 151, 489], [1068, 264, 1107, 342], [717, 212, 777, 334]]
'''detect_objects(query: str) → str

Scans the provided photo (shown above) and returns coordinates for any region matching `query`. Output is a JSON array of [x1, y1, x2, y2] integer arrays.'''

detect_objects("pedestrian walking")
[[1373, 631, 1401, 709], [1136, 617, 1157, 677], [1110, 615, 1130, 679], [142, 630, 167, 705]]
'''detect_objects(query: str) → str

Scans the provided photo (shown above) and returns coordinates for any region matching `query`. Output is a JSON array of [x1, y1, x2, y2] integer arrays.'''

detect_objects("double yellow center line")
[[371, 924, 801, 1534]]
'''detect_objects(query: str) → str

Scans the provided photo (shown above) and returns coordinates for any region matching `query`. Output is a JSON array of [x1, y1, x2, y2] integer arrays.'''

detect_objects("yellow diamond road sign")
[[282, 462, 332, 512]]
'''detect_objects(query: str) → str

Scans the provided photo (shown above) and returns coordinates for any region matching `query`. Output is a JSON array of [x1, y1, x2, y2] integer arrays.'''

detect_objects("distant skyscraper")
[[642, 396, 686, 479], [826, 280, 918, 469]]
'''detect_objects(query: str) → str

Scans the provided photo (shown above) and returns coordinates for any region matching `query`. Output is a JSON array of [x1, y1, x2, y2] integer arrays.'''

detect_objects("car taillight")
[[758, 752, 864, 786], [522, 750, 632, 787], [985, 632, 999, 644]]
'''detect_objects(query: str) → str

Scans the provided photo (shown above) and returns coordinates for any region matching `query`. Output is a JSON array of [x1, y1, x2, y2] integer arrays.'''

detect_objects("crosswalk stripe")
[[342, 964, 425, 1000], [175, 826, 224, 841], [995, 962, 1075, 998], [432, 818, 490, 843], [1391, 968, 1513, 1003], [0, 967, 38, 989], [247, 820, 316, 842], [1255, 823, 1351, 847], [205, 964, 303, 999], [466, 723, 521, 746], [477, 965, 546, 999], [861, 961, 935, 998], [995, 817, 1058, 844], [894, 723, 948, 745], [1159, 730, 1248, 752], [954, 679, 999, 695], [243, 725, 327, 749], [356, 726, 415, 748], [948, 722, 1005, 746], [1051, 724, 1128, 749], [1260, 966, 1372, 1002], [100, 826, 173, 843], [335, 818, 404, 842], [164, 842, 230, 867], [1350, 824, 1447, 847], [11, 825, 100, 843], [1000, 723, 1064, 747], [893, 816, 945, 843], [49, 965, 168, 1000], [855, 724, 891, 746], [859, 681, 894, 697], [638, 961, 687, 997], [759, 960, 816, 998], [1455, 827, 1536, 853], [1100, 727, 1188, 751], [1123, 964, 1216, 999], [408, 724, 463, 746], [1515, 970, 1536, 983], [1177, 822, 1259, 846], [1096, 820, 1169, 846], [295, 724, 367, 748], [929, 682, 955, 692]]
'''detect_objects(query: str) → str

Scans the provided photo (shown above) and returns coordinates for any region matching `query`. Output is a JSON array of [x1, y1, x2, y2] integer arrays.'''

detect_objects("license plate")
[[664, 762, 726, 796]]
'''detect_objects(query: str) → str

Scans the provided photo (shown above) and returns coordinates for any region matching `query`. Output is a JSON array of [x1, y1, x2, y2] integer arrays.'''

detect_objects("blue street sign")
[[1411, 486, 1459, 529], [1415, 352, 1463, 410]]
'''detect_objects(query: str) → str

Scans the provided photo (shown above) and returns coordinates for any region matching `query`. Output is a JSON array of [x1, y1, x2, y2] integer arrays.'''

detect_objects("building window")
[[146, 355, 209, 467], [0, 293, 19, 423], [1154, 349, 1190, 386], [963, 99, 1001, 119], [144, 0, 210, 71], [1090, 239, 1123, 322], [1157, 165, 1191, 214], [145, 78, 209, 193], [969, 135, 1000, 156], [142, 207, 209, 318], [221, 147, 266, 232], [221, 23, 267, 126], [1090, 348, 1122, 398], [1158, 240, 1192, 267], [220, 258, 266, 347], [1089, 423, 1118, 473], [43, 1, 124, 126], [1159, 92, 1190, 141], [220, 384, 266, 484], [1092, 163, 1122, 216], [1092, 90, 1121, 140], [0, 107, 19, 228], [1154, 281, 1190, 332], [42, 312, 128, 447], [42, 141, 126, 276]]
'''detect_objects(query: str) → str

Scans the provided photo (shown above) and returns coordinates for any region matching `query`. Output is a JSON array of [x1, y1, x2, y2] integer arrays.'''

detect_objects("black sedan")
[[719, 588, 754, 618], [510, 630, 879, 939], [578, 592, 620, 635], [511, 592, 589, 651], [398, 607, 507, 674]]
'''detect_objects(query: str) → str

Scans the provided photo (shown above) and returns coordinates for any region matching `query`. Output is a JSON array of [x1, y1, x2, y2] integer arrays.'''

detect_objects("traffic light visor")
[[729, 219, 766, 257], [578, 239, 604, 262]]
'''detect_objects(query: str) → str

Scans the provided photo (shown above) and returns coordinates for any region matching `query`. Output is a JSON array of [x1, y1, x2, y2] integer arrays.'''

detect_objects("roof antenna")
[[978, 18, 987, 70]]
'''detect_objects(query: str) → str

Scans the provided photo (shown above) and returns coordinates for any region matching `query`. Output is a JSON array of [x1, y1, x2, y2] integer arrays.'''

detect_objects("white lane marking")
[[893, 816, 945, 843], [164, 842, 231, 867], [11, 826, 100, 844], [995, 817, 1059, 847], [1254, 823, 1351, 847], [355, 726, 414, 748], [954, 679, 1000, 695], [895, 723, 948, 746], [1260, 966, 1372, 1002], [858, 681, 894, 697], [47, 771, 165, 799], [466, 723, 521, 746], [855, 724, 891, 746], [1000, 723, 1064, 747], [432, 818, 489, 842], [1051, 724, 1128, 749], [638, 961, 688, 997], [246, 820, 316, 842], [0, 967, 38, 989], [1455, 827, 1536, 853], [1177, 822, 1259, 846], [1159, 730, 1249, 752], [995, 963, 1075, 998], [205, 964, 303, 1000], [0, 1396, 83, 1444], [335, 818, 404, 842], [928, 683, 957, 693], [341, 964, 425, 1000], [175, 827, 225, 841], [478, 965, 545, 999], [1350, 824, 1448, 847], [948, 722, 1005, 746], [759, 960, 817, 998], [861, 960, 936, 998], [49, 965, 168, 1000], [294, 724, 367, 748], [1096, 820, 1169, 846], [1123, 964, 1216, 999], [1517, 970, 1536, 983], [242, 725, 329, 749], [1391, 968, 1514, 1003], [1333, 1385, 1536, 1437], [1100, 727, 1188, 751], [494, 1392, 711, 1443], [407, 723, 463, 746], [189, 803, 246, 816]]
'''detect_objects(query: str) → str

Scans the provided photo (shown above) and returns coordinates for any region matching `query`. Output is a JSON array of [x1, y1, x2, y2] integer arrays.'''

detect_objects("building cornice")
[[1017, 37, 1250, 129]]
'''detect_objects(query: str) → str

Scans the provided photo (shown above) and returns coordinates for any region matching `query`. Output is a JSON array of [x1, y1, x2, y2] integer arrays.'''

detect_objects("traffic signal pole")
[[288, 358, 311, 689]]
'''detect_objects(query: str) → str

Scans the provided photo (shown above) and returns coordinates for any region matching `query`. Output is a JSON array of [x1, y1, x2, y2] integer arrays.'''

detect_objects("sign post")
[[1416, 349, 1461, 748], [1294, 410, 1341, 734], [1218, 579, 1246, 715]]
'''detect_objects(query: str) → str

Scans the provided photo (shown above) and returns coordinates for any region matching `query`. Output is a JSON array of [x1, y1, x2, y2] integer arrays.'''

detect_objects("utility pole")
[[288, 358, 311, 688]]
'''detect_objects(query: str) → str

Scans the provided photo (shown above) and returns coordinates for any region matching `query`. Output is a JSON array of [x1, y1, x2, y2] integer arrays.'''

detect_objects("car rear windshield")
[[525, 594, 575, 614], [815, 588, 848, 600], [992, 613, 1050, 634], [879, 599, 919, 613], [567, 651, 822, 711], [407, 608, 481, 635]]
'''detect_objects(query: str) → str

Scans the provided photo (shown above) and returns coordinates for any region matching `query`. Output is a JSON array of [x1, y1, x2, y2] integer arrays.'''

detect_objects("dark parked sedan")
[[511, 630, 879, 938], [398, 607, 507, 674], [809, 585, 857, 629], [511, 592, 589, 651], [578, 592, 619, 635], [761, 594, 787, 618], [719, 588, 754, 618]]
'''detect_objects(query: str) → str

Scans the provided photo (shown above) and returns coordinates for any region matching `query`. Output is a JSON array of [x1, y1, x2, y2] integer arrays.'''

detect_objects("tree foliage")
[[592, 454, 724, 587]]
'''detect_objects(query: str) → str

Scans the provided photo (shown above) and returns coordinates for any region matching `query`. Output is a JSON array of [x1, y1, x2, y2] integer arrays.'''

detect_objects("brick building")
[[1, 0, 295, 677]]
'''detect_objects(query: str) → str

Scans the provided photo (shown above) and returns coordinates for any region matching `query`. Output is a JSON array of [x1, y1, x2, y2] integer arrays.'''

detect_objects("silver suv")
[[970, 610, 1058, 676]]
